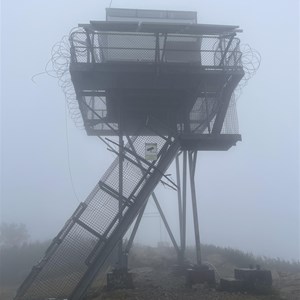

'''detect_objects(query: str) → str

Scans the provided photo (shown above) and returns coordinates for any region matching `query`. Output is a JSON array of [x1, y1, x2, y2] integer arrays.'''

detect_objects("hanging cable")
[[65, 101, 81, 204]]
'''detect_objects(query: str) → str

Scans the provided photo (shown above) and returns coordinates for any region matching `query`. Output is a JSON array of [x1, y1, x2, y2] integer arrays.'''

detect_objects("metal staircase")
[[15, 125, 180, 300]]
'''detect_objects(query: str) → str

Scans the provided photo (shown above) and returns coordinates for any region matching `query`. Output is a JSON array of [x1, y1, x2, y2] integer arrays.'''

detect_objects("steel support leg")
[[182, 151, 187, 260], [175, 151, 188, 265], [175, 153, 184, 263], [118, 112, 124, 269], [188, 151, 201, 265]]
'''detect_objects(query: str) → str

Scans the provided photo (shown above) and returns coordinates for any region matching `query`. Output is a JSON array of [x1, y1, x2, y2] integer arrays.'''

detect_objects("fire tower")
[[15, 8, 245, 300]]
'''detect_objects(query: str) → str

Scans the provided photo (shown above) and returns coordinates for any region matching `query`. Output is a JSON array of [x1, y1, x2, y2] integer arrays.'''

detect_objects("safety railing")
[[70, 31, 242, 68]]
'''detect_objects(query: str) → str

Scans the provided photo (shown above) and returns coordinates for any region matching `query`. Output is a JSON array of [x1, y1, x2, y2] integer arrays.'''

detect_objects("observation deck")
[[70, 8, 244, 150]]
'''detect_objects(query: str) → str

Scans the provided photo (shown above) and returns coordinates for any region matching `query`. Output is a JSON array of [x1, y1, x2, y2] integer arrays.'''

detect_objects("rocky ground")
[[1, 267, 299, 300], [2, 245, 299, 300], [88, 267, 300, 300], [275, 272, 300, 300]]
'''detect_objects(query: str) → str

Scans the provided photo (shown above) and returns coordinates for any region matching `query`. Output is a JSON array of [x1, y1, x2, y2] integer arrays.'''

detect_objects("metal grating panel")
[[70, 31, 242, 66], [189, 96, 219, 134], [16, 218, 98, 300], [221, 97, 239, 134]]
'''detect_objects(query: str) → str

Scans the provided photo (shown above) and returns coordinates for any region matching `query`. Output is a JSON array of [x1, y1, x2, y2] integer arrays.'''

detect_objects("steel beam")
[[182, 151, 187, 257], [188, 151, 201, 265], [219, 34, 235, 66], [105, 137, 178, 190], [125, 201, 147, 254], [117, 105, 124, 268], [175, 154, 183, 254], [204, 82, 211, 134], [152, 193, 181, 257]]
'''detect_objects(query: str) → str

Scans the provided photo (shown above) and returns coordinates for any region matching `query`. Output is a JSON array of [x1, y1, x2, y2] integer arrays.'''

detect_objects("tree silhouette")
[[0, 223, 30, 248]]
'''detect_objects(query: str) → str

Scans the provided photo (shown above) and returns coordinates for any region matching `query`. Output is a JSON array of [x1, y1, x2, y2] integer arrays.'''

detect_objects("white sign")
[[145, 143, 158, 161]]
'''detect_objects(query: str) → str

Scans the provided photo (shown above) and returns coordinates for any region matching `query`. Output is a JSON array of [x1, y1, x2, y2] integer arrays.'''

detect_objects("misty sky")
[[1, 0, 299, 261]]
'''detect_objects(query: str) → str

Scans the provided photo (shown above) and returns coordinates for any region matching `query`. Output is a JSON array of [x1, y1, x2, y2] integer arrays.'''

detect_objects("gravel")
[[89, 267, 283, 300]]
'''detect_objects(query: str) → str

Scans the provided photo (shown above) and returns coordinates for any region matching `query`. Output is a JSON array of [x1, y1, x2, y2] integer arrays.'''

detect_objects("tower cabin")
[[70, 8, 244, 150]]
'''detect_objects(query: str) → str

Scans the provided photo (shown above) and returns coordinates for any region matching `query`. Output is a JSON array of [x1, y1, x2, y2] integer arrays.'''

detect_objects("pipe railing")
[[70, 31, 242, 67]]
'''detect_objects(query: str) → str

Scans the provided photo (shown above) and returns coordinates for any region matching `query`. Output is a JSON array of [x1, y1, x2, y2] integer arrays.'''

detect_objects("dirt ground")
[[1, 267, 299, 300], [275, 272, 300, 300], [88, 267, 300, 300]]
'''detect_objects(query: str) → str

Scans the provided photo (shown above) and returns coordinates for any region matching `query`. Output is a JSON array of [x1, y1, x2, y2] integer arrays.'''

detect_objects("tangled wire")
[[42, 30, 261, 128], [37, 27, 85, 128], [233, 43, 261, 102]]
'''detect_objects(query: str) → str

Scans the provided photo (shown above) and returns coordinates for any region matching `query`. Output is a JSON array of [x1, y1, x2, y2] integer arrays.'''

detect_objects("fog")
[[1, 0, 299, 261]]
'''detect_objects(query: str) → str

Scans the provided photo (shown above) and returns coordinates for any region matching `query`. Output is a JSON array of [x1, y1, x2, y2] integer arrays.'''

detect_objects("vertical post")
[[155, 33, 160, 76], [182, 150, 187, 259], [219, 34, 235, 67], [175, 153, 183, 263], [118, 103, 124, 269], [188, 151, 201, 265], [204, 82, 211, 134], [155, 33, 160, 63]]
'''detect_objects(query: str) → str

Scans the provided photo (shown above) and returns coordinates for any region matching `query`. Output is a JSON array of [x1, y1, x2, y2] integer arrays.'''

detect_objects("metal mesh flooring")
[[15, 129, 180, 300]]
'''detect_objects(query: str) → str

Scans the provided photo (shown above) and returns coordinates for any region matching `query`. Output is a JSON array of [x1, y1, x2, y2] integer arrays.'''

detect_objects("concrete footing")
[[186, 265, 216, 287], [220, 267, 272, 294], [107, 268, 134, 290], [220, 277, 245, 292]]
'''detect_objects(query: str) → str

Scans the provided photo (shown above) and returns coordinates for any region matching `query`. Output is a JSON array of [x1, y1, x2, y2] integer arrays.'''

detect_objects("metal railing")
[[70, 31, 242, 68]]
